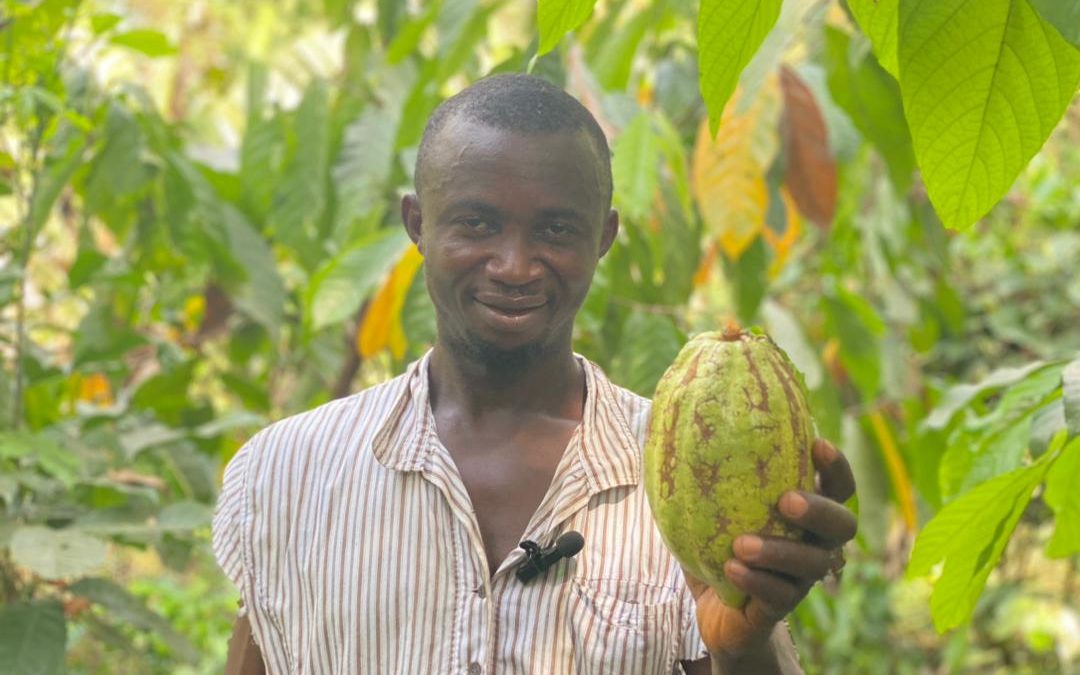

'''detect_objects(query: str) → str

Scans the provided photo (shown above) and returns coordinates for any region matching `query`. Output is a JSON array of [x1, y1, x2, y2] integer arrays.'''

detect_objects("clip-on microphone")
[[515, 531, 585, 583]]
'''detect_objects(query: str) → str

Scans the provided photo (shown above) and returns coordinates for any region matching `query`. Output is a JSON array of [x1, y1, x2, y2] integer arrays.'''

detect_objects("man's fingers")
[[681, 568, 710, 600], [812, 439, 856, 503], [724, 560, 809, 622], [779, 491, 858, 545], [733, 536, 834, 581]]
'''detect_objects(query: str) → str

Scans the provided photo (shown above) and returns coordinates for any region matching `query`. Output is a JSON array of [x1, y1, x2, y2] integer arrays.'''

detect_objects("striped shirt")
[[212, 353, 707, 674]]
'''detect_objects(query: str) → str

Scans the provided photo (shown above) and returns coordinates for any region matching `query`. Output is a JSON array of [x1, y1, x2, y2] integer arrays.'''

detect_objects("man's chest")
[[247, 458, 696, 674], [444, 428, 575, 575]]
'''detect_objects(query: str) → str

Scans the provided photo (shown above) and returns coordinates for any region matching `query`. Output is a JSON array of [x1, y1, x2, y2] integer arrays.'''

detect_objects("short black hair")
[[414, 73, 613, 208]]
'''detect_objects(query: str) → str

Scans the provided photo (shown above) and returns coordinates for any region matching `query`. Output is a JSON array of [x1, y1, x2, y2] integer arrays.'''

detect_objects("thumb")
[[742, 596, 784, 633], [681, 569, 711, 601]]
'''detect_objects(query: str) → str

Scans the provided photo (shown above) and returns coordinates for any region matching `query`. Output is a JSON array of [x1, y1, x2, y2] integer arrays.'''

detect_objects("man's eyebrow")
[[444, 200, 502, 217], [537, 207, 585, 221]]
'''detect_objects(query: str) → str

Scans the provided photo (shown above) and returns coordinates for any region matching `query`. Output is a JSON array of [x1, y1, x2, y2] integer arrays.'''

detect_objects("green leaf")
[[897, 0, 1080, 229], [847, 0, 899, 77], [119, 424, 185, 459], [109, 29, 177, 57], [131, 361, 195, 419], [762, 300, 823, 390], [590, 5, 654, 91], [69, 578, 199, 663], [386, 2, 439, 63], [0, 431, 35, 459], [156, 501, 213, 532], [377, 0, 409, 43], [824, 26, 916, 191], [28, 128, 86, 234], [1045, 436, 1080, 557], [923, 360, 1053, 430], [239, 108, 282, 221], [610, 313, 685, 397], [83, 103, 147, 216], [10, 526, 108, 580], [939, 412, 1031, 501], [823, 284, 885, 399], [401, 267, 437, 359], [91, 12, 122, 35], [332, 105, 399, 239], [219, 206, 286, 337], [72, 302, 147, 368], [698, 0, 783, 134], [1029, 0, 1080, 49], [434, 0, 494, 83], [271, 80, 331, 262], [0, 601, 66, 675], [537, 0, 597, 56], [1063, 357, 1080, 438], [1030, 398, 1066, 456], [738, 0, 819, 108], [907, 450, 1054, 632], [612, 112, 658, 223], [729, 236, 769, 325], [307, 229, 410, 331]]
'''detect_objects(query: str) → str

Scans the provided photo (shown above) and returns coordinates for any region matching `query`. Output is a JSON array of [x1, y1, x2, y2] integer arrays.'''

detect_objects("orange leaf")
[[691, 79, 781, 261], [693, 239, 721, 288], [77, 373, 113, 406], [358, 246, 424, 359], [762, 187, 803, 278], [779, 66, 836, 228]]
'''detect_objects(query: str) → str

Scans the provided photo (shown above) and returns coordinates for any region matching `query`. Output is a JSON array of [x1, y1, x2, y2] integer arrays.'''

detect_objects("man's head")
[[414, 73, 613, 210], [403, 74, 618, 374]]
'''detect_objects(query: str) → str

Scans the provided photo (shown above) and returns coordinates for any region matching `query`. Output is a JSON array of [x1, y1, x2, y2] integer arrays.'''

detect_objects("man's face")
[[402, 118, 618, 369]]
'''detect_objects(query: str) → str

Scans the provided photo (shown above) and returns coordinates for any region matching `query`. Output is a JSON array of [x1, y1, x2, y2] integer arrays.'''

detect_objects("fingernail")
[[726, 560, 748, 580], [814, 438, 838, 461], [781, 492, 808, 518], [737, 536, 762, 558]]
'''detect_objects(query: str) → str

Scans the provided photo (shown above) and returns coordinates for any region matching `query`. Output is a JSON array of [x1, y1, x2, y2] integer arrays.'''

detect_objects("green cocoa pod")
[[643, 327, 816, 607]]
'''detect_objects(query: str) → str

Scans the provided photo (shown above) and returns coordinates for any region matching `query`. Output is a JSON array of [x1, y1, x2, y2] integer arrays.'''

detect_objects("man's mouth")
[[473, 293, 546, 318]]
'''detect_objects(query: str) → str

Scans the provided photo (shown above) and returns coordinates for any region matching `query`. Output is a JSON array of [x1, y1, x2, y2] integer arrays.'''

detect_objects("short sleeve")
[[212, 442, 253, 617]]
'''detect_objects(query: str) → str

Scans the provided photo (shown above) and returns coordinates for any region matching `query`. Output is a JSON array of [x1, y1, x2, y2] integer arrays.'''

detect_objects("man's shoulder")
[[240, 366, 415, 471], [585, 358, 653, 423]]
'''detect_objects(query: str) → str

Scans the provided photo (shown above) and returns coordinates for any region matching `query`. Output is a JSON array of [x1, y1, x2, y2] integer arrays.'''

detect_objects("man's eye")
[[459, 218, 494, 233], [544, 222, 571, 237]]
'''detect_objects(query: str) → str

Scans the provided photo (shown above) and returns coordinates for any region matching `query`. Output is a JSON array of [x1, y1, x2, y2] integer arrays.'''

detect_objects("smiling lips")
[[473, 292, 547, 323]]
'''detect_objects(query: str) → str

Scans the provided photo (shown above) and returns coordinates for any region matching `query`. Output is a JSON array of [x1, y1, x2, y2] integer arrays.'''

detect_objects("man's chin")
[[448, 335, 547, 374]]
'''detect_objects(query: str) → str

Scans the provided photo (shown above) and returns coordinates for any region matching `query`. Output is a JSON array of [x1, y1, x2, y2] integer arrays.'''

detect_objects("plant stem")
[[11, 126, 44, 431]]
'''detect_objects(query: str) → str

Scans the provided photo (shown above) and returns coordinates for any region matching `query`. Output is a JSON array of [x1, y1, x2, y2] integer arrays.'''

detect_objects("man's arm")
[[225, 613, 266, 675], [681, 439, 856, 674], [680, 623, 802, 674]]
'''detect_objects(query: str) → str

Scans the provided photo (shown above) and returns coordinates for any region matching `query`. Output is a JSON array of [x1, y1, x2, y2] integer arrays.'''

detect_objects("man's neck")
[[427, 342, 584, 423]]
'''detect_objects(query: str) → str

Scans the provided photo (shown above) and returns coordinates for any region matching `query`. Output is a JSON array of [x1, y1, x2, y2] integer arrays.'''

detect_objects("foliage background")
[[1, 0, 1078, 673]]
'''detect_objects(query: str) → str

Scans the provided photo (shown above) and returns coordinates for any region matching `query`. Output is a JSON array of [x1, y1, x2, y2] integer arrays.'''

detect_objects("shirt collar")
[[371, 351, 641, 494]]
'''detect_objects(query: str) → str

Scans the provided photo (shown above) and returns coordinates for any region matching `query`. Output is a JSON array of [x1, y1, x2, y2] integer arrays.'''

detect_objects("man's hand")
[[685, 438, 857, 666]]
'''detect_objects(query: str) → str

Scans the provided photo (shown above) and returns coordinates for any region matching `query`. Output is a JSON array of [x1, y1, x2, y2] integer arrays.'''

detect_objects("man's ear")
[[401, 194, 423, 253], [599, 208, 619, 258]]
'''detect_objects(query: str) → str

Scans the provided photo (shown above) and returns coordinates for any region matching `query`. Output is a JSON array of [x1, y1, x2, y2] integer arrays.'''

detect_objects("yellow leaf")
[[762, 187, 803, 279], [868, 409, 917, 533], [77, 373, 113, 406], [358, 246, 424, 359], [182, 294, 205, 333], [691, 78, 781, 261]]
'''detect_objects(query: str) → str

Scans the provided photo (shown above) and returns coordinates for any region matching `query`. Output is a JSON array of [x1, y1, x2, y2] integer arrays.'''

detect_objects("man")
[[213, 73, 857, 674]]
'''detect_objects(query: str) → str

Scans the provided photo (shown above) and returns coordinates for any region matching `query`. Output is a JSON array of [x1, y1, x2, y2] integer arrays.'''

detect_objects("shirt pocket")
[[567, 578, 682, 675]]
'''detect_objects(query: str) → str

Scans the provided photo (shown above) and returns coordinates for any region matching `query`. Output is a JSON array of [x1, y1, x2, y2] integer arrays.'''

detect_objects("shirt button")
[[474, 584, 486, 599], [468, 662, 483, 675]]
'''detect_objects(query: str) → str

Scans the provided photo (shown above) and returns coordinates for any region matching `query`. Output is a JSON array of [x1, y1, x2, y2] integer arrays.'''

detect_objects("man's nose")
[[487, 232, 541, 287]]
